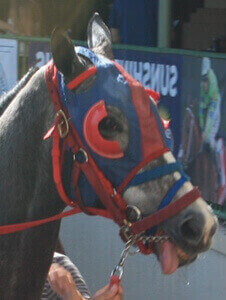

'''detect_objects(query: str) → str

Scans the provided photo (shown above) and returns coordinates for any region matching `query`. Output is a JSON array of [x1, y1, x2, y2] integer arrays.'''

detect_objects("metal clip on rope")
[[110, 233, 169, 286], [110, 236, 139, 282]]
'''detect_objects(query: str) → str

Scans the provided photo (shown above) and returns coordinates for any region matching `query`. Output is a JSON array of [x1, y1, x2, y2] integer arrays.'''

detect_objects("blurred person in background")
[[199, 57, 225, 204], [109, 0, 158, 46]]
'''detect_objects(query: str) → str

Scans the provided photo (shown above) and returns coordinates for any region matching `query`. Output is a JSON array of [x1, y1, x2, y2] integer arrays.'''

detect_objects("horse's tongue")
[[158, 240, 179, 274]]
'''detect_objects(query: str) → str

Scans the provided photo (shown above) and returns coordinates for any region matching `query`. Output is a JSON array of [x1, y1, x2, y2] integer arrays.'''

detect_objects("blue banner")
[[113, 49, 183, 156]]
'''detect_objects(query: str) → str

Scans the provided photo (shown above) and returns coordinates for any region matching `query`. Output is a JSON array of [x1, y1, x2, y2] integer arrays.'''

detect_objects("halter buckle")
[[55, 110, 69, 138], [73, 148, 88, 163]]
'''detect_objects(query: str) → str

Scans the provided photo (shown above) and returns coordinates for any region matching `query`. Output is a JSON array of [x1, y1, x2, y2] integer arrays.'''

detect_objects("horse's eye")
[[96, 105, 129, 150], [99, 116, 123, 138]]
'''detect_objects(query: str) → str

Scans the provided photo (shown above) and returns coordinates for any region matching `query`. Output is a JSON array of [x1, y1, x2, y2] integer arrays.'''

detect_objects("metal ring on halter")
[[73, 148, 89, 163], [120, 225, 133, 242], [55, 109, 69, 138], [128, 248, 140, 255]]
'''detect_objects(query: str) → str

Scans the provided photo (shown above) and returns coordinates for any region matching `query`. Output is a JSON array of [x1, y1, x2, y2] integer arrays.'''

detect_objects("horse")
[[0, 14, 217, 299], [178, 107, 218, 203]]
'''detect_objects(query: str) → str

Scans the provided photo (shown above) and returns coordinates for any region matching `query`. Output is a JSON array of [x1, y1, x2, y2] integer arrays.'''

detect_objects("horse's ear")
[[87, 13, 114, 59], [50, 27, 85, 77]]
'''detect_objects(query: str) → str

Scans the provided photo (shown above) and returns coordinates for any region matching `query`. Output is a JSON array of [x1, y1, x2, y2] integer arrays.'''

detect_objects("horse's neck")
[[0, 67, 62, 223]]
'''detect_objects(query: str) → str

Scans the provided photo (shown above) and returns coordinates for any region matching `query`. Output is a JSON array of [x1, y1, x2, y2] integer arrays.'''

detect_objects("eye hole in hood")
[[83, 100, 125, 159]]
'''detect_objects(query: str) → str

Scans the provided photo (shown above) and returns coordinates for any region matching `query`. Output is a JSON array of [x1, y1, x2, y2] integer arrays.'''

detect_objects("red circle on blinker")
[[83, 100, 124, 159]]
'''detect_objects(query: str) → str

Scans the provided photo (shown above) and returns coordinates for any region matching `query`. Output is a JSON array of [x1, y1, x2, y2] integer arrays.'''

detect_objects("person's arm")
[[47, 264, 123, 300], [50, 253, 91, 299], [92, 284, 123, 300], [45, 253, 123, 300], [203, 99, 217, 140], [203, 70, 220, 140], [199, 83, 205, 131], [47, 263, 84, 300]]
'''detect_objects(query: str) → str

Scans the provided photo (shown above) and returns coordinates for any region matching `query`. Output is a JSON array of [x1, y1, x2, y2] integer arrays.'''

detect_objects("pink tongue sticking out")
[[158, 240, 179, 274]]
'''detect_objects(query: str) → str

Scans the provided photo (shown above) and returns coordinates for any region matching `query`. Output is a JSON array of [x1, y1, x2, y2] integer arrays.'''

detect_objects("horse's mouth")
[[119, 229, 198, 274], [153, 239, 198, 274]]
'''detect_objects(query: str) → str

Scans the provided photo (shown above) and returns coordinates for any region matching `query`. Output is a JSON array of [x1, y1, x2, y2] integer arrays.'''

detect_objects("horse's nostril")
[[180, 216, 203, 243]]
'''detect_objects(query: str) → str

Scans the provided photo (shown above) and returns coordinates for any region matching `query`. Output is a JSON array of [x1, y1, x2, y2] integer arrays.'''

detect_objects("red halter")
[[0, 61, 200, 255], [43, 62, 200, 254]]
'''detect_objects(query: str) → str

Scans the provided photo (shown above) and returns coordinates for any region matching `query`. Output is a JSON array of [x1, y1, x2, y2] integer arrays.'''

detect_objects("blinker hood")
[[57, 47, 169, 208]]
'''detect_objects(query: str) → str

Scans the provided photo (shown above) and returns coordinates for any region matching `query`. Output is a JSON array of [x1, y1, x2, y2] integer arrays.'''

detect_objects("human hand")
[[92, 284, 123, 300], [47, 263, 84, 300]]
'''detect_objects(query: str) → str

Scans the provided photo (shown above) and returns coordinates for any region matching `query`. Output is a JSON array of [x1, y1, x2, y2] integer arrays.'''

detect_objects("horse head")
[[49, 14, 218, 275]]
